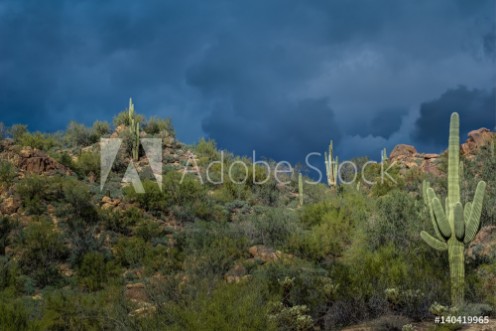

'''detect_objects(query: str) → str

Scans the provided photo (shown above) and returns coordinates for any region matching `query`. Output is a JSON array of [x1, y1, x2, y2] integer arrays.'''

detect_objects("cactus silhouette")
[[420, 112, 486, 307], [325, 140, 339, 186], [298, 173, 304, 207], [128, 98, 140, 161]]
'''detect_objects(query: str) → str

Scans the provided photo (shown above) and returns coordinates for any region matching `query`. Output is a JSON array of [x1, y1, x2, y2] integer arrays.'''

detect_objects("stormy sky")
[[0, 0, 495, 163]]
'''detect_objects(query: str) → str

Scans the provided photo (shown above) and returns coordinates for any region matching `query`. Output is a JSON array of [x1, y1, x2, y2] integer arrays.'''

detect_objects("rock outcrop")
[[389, 144, 442, 176], [0, 143, 71, 176], [461, 128, 494, 158], [389, 128, 494, 176], [0, 196, 20, 214], [248, 245, 292, 263]]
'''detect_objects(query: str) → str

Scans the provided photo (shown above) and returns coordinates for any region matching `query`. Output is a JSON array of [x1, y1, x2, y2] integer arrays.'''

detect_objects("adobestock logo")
[[100, 138, 163, 193], [100, 138, 398, 194]]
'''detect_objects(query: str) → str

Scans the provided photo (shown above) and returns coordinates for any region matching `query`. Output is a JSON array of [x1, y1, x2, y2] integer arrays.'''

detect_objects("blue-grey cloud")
[[0, 0, 494, 164], [412, 86, 496, 150]]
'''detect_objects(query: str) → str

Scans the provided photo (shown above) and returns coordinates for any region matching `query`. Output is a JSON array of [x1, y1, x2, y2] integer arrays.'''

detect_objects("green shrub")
[[54, 151, 75, 170], [474, 263, 496, 309], [268, 302, 313, 331], [92, 120, 110, 137], [254, 261, 334, 314], [61, 179, 98, 223], [123, 179, 167, 214], [180, 221, 248, 277], [195, 138, 218, 161], [169, 281, 276, 331], [368, 190, 421, 250], [38, 289, 109, 330], [240, 207, 297, 248], [78, 252, 110, 291], [114, 237, 146, 267], [76, 150, 100, 177], [66, 121, 93, 147], [100, 207, 142, 235], [290, 211, 353, 261], [18, 132, 57, 151], [144, 117, 174, 136], [0, 300, 31, 331], [16, 175, 48, 214], [0, 160, 16, 189], [135, 219, 163, 242], [0, 256, 20, 291], [17, 219, 67, 287], [113, 110, 144, 127], [9, 124, 28, 143]]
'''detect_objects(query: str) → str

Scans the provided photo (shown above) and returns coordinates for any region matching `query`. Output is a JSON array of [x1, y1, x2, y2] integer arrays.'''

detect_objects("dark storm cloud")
[[412, 86, 496, 149], [368, 109, 406, 139], [202, 97, 341, 163], [0, 0, 494, 163], [347, 108, 407, 139]]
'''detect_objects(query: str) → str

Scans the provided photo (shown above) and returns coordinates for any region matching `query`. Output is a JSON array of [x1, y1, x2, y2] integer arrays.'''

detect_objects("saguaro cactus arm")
[[464, 181, 487, 243], [464, 202, 472, 224], [423, 181, 444, 241], [420, 231, 448, 251], [453, 202, 464, 241], [426, 188, 451, 238]]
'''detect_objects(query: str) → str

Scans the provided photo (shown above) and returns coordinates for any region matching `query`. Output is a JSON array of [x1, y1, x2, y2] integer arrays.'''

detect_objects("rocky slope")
[[389, 128, 495, 176]]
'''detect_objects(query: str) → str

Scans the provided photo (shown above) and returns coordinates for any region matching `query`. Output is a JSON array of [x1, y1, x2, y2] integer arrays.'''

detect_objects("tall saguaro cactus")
[[128, 98, 140, 161], [298, 173, 304, 207], [420, 112, 486, 307], [325, 140, 339, 186]]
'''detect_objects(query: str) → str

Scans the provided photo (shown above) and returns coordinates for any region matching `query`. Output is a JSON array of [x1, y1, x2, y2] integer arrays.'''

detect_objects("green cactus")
[[127, 98, 140, 161], [298, 173, 304, 207], [324, 140, 339, 186], [420, 112, 486, 307], [381, 148, 387, 164]]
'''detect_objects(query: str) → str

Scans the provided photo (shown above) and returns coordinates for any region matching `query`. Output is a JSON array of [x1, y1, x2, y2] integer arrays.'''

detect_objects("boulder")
[[110, 124, 127, 138], [248, 245, 292, 263], [125, 283, 148, 302], [101, 196, 121, 210], [0, 196, 20, 215], [461, 128, 494, 156], [248, 245, 279, 262], [224, 263, 247, 284], [2, 146, 71, 175], [390, 144, 417, 160]]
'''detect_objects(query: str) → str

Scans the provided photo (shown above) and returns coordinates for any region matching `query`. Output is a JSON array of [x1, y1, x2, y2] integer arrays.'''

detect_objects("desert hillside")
[[0, 110, 495, 331]]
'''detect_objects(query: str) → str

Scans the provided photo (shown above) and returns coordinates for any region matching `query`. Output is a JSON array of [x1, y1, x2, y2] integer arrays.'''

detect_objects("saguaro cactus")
[[420, 112, 486, 307], [324, 140, 339, 186], [381, 148, 387, 164], [128, 98, 140, 161], [298, 173, 304, 207]]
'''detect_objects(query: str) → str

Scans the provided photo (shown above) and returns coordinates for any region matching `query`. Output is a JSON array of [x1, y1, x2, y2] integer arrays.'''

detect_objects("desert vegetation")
[[0, 105, 494, 330]]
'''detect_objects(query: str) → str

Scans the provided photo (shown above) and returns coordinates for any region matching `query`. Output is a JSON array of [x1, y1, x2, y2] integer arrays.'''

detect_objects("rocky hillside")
[[0, 113, 494, 330]]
